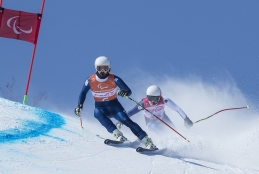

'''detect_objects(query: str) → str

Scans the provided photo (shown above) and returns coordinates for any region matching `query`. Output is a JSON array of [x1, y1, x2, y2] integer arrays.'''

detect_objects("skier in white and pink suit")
[[117, 85, 193, 134]]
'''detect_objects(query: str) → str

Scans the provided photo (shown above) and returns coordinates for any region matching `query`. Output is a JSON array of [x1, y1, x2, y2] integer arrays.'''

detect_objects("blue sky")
[[1, 0, 259, 112]]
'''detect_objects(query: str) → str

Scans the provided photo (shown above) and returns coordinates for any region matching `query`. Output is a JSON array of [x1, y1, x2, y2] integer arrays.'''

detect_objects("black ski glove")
[[117, 90, 128, 97], [75, 104, 83, 116], [184, 117, 193, 128]]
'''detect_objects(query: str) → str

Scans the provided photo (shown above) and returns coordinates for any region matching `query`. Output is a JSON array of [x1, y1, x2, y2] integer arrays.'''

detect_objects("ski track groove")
[[150, 156, 155, 174], [209, 169, 214, 174], [41, 149, 114, 163], [225, 165, 246, 174], [184, 162, 191, 174]]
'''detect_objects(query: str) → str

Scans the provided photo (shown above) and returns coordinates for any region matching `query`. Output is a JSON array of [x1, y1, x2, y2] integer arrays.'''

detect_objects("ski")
[[104, 139, 131, 146], [104, 139, 163, 154], [136, 147, 159, 153], [104, 139, 124, 145]]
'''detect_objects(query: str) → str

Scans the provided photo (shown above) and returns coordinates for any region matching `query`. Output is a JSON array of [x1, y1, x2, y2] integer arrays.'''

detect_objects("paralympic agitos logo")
[[7, 16, 33, 34]]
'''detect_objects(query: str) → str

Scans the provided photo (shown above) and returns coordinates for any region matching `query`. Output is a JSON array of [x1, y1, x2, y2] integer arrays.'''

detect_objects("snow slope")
[[0, 97, 259, 174]]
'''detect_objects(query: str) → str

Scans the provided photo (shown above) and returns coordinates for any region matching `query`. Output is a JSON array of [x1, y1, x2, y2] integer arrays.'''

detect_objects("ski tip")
[[136, 147, 142, 152], [104, 139, 110, 144], [246, 105, 250, 108]]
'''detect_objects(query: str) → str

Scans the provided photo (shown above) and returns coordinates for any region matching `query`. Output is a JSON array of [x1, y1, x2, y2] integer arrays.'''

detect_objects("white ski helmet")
[[146, 85, 161, 96], [95, 56, 110, 67]]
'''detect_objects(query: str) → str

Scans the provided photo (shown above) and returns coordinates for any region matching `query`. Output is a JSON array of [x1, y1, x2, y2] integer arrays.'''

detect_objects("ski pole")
[[77, 111, 84, 129], [76, 107, 84, 129], [124, 95, 190, 142], [194, 105, 250, 124], [80, 116, 84, 129]]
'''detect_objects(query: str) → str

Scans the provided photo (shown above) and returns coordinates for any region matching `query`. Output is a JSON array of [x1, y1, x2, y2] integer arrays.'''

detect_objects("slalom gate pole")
[[194, 106, 250, 124], [124, 95, 190, 142], [23, 0, 45, 104]]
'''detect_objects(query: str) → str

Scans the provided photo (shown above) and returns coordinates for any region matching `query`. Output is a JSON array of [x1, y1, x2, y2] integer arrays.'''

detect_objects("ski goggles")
[[147, 95, 160, 102], [96, 66, 109, 71]]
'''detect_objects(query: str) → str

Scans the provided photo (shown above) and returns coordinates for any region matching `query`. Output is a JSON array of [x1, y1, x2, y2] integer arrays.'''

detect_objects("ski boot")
[[112, 129, 128, 142], [141, 135, 158, 150]]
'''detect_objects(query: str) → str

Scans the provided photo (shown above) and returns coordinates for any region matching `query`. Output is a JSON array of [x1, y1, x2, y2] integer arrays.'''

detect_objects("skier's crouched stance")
[[75, 56, 157, 150]]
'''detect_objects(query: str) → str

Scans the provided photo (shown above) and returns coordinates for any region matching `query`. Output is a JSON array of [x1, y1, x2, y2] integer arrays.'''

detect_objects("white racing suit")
[[127, 95, 188, 134]]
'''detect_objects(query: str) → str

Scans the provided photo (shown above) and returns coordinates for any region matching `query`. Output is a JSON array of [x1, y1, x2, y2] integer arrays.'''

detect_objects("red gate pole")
[[23, 0, 45, 104]]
